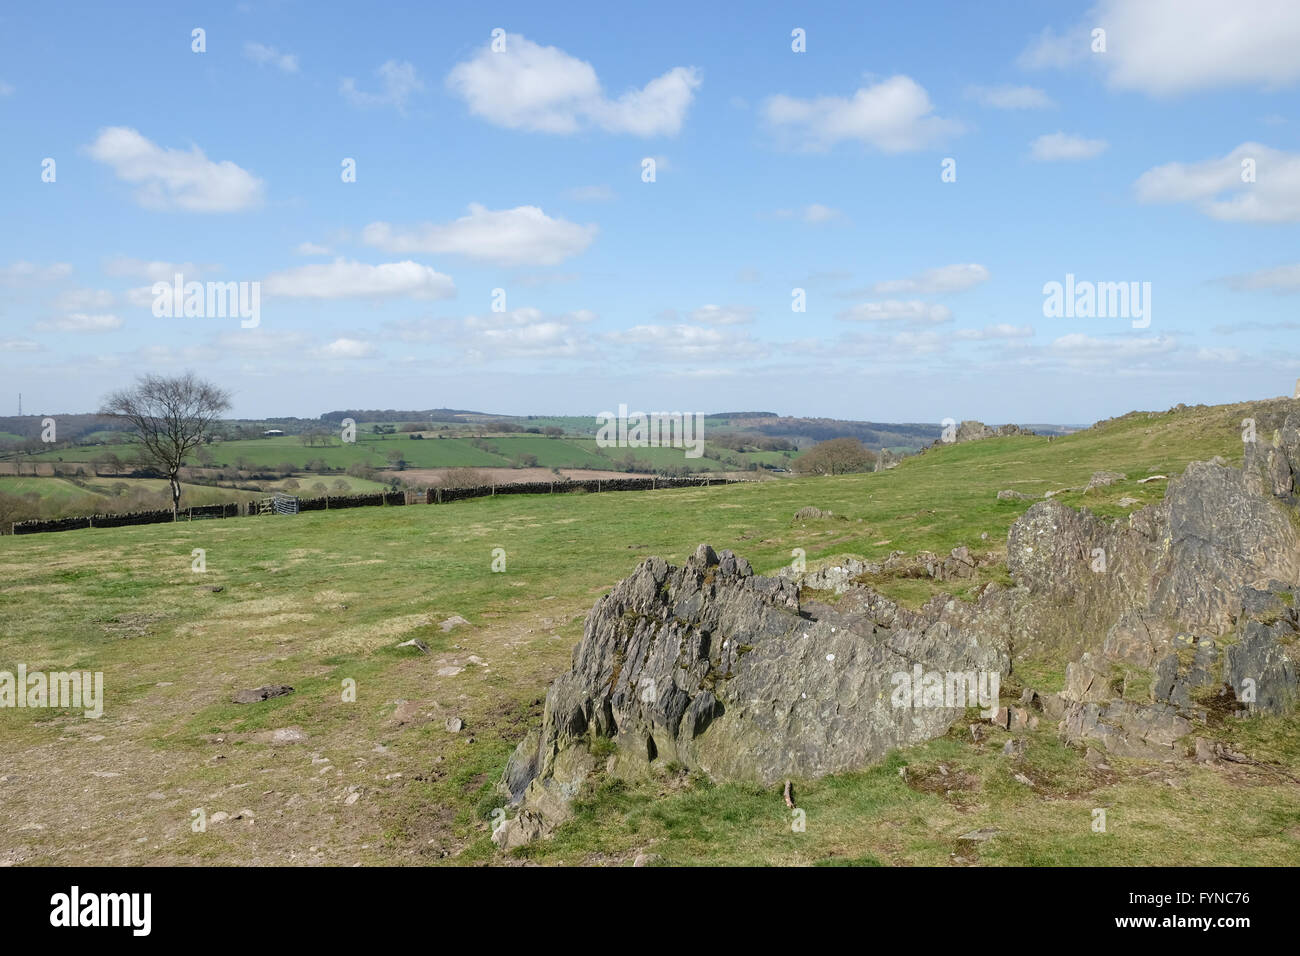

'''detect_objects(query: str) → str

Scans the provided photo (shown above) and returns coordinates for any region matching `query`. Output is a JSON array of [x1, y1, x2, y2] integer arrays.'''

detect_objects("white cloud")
[[389, 308, 597, 359], [446, 33, 700, 136], [212, 330, 310, 354], [263, 259, 455, 300], [53, 288, 114, 312], [295, 242, 331, 256], [762, 75, 963, 152], [964, 84, 1055, 109], [1030, 132, 1108, 161], [954, 324, 1035, 340], [465, 309, 594, 358], [802, 203, 843, 223], [871, 264, 990, 295], [87, 127, 263, 212], [688, 304, 756, 325], [341, 60, 423, 111], [1196, 347, 1243, 363], [104, 257, 216, 281], [124, 286, 158, 308], [362, 204, 596, 267], [35, 312, 123, 332], [1018, 26, 1091, 71], [0, 80, 13, 96], [1135, 143, 1300, 222], [773, 203, 844, 223], [0, 261, 72, 284], [1020, 0, 1300, 95], [564, 185, 616, 202], [1221, 262, 1300, 293], [244, 42, 299, 73], [837, 301, 954, 324], [313, 337, 377, 360], [1213, 319, 1300, 334], [603, 324, 766, 362], [0, 338, 42, 352], [885, 330, 948, 355], [1049, 333, 1177, 363]]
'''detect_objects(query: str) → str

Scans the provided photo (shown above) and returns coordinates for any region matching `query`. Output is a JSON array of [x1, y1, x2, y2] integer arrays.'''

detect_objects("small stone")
[[397, 638, 430, 654], [958, 828, 999, 842], [445, 717, 464, 733], [210, 811, 230, 825], [232, 684, 293, 704]]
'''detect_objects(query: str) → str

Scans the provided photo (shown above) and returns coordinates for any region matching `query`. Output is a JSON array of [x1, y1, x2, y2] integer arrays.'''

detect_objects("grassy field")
[[0, 474, 391, 515], [0, 400, 1296, 866], [21, 433, 780, 474]]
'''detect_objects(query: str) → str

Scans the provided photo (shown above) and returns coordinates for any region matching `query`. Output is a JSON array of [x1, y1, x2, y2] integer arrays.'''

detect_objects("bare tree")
[[100, 372, 232, 518]]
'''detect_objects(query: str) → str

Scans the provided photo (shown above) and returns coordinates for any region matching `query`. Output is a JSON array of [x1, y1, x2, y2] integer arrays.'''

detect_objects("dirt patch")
[[902, 763, 981, 804]]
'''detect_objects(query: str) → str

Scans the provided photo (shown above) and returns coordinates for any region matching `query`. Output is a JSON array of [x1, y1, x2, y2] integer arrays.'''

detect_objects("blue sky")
[[1, 0, 1297, 422]]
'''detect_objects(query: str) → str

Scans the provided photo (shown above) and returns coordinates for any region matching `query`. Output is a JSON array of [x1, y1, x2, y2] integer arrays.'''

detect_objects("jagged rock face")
[[954, 421, 1032, 443], [1008, 457, 1300, 641], [1223, 617, 1299, 715], [1008, 500, 1154, 645], [1148, 462, 1300, 629], [496, 544, 1008, 845]]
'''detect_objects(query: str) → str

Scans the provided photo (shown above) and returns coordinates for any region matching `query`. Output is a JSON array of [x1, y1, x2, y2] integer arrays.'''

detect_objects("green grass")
[[22, 433, 768, 473], [0, 398, 1295, 866]]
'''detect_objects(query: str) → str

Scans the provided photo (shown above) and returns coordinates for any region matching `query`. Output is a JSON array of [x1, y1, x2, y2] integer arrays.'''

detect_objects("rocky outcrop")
[[496, 404, 1300, 848], [1032, 409, 1300, 755], [1085, 470, 1127, 492], [493, 543, 1009, 848], [953, 421, 1034, 443]]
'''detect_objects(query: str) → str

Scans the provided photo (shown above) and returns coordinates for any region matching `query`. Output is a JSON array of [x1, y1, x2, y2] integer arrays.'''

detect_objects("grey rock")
[[1222, 619, 1299, 715], [793, 506, 833, 520], [1086, 471, 1127, 492], [232, 684, 293, 704], [500, 544, 1007, 843]]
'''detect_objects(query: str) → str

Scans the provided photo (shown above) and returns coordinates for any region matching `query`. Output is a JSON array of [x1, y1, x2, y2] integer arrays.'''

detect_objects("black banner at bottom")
[[0, 865, 1279, 940]]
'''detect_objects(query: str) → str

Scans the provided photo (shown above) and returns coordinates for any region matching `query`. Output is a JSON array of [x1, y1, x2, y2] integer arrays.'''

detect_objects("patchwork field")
[[20, 432, 781, 474], [1, 401, 1297, 866]]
